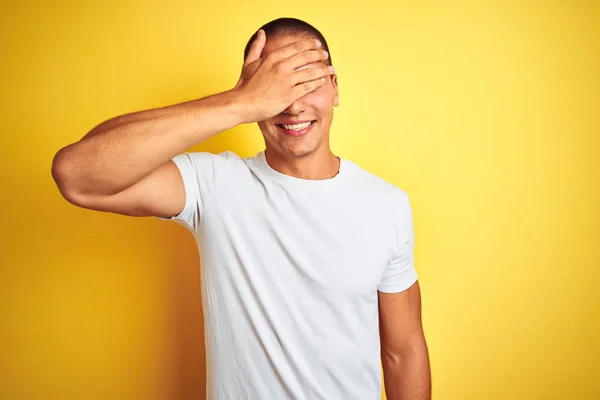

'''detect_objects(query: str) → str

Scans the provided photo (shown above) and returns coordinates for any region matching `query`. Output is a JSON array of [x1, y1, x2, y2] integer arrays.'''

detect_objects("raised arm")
[[51, 31, 334, 218], [51, 91, 246, 217]]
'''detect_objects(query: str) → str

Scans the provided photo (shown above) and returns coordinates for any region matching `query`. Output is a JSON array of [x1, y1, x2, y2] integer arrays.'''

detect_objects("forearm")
[[382, 339, 431, 400], [52, 89, 247, 197]]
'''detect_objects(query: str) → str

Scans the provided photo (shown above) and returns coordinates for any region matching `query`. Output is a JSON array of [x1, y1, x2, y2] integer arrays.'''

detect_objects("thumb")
[[244, 29, 266, 67]]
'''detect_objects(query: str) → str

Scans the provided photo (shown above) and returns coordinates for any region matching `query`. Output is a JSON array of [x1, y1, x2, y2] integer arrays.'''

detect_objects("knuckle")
[[293, 41, 303, 51], [305, 68, 316, 77], [265, 52, 277, 65], [303, 82, 312, 91], [273, 61, 283, 73]]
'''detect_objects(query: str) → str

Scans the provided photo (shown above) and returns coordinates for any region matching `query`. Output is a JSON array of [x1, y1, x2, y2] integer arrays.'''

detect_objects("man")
[[52, 17, 431, 400]]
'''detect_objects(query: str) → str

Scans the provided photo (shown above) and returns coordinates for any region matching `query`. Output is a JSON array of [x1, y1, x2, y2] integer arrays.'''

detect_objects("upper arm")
[[378, 280, 425, 356], [69, 159, 186, 218], [67, 151, 231, 232]]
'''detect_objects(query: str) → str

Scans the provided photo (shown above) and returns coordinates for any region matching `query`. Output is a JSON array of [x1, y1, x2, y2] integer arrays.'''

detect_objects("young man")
[[52, 17, 431, 400]]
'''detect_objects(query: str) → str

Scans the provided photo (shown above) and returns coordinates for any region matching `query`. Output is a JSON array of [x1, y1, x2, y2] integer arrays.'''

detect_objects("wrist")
[[224, 88, 255, 125]]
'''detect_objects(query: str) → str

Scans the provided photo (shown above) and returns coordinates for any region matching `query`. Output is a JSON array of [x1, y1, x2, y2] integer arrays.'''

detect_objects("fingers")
[[292, 76, 328, 99], [284, 48, 330, 71], [292, 65, 335, 86], [244, 29, 266, 67], [267, 38, 322, 65]]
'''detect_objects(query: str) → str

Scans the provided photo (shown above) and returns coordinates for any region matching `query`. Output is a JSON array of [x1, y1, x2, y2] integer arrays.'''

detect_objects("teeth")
[[283, 121, 312, 130]]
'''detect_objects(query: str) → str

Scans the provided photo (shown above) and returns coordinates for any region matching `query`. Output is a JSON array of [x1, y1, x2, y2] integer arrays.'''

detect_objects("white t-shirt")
[[160, 150, 418, 400]]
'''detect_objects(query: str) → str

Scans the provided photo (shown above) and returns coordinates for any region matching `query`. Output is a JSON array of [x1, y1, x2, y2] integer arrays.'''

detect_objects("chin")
[[262, 123, 326, 158], [274, 139, 321, 159], [283, 147, 316, 158]]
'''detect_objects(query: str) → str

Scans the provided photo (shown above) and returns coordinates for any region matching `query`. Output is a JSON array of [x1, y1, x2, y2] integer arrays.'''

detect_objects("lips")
[[275, 120, 316, 137], [275, 120, 316, 128]]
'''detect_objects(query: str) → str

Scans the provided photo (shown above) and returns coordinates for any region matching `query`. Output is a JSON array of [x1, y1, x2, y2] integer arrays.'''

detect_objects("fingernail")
[[323, 50, 329, 58], [316, 40, 321, 47], [328, 66, 335, 72]]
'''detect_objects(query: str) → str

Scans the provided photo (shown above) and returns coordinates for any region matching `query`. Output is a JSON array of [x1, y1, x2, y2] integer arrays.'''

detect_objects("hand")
[[233, 29, 335, 123]]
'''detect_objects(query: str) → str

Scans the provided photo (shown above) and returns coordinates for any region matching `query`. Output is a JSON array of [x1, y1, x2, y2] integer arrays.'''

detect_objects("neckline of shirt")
[[253, 150, 350, 188]]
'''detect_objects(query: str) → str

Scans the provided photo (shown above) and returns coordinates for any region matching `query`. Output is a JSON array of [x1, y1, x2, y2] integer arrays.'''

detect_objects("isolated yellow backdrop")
[[1, 1, 598, 399]]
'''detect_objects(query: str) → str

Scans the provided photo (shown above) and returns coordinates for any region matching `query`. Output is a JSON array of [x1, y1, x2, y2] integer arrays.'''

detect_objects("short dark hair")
[[243, 17, 332, 66]]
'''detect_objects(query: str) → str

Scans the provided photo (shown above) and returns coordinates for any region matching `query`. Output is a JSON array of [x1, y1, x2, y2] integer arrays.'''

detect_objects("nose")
[[283, 97, 307, 115]]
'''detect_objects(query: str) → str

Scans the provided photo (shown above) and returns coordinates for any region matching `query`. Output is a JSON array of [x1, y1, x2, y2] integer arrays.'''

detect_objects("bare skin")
[[379, 282, 432, 400], [253, 34, 340, 180], [51, 30, 334, 217]]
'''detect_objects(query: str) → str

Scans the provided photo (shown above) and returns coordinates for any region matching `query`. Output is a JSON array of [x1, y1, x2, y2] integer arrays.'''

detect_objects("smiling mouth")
[[275, 120, 316, 137], [275, 120, 316, 131]]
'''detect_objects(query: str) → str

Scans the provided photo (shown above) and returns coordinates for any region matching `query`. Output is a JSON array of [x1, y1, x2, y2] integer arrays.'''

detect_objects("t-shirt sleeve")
[[377, 192, 419, 293], [156, 151, 230, 232]]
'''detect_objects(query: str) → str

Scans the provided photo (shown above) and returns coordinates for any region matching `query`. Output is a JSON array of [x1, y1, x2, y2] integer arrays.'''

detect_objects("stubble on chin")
[[278, 135, 323, 159]]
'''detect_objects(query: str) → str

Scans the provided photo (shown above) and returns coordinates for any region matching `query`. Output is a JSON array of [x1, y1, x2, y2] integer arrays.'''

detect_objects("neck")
[[264, 148, 340, 180]]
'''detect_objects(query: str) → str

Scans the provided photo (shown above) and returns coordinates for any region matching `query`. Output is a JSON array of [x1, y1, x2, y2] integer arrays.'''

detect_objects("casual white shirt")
[[160, 150, 418, 400]]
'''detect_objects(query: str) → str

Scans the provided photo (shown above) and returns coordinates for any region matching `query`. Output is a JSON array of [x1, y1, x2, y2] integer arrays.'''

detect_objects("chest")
[[201, 179, 395, 296]]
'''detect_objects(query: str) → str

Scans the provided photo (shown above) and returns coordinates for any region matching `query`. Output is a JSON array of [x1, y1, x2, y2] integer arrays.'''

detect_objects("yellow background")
[[1, 0, 598, 399]]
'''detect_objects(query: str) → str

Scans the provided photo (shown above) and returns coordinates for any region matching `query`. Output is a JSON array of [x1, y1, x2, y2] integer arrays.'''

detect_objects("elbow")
[[51, 147, 86, 206], [381, 346, 411, 367], [381, 335, 428, 366], [51, 147, 70, 194]]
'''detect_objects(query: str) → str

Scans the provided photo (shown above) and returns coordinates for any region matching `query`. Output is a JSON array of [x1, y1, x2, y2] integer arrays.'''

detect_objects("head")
[[243, 18, 339, 160]]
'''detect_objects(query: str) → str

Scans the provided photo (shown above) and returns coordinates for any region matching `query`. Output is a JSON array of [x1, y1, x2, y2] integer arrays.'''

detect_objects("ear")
[[331, 74, 339, 107]]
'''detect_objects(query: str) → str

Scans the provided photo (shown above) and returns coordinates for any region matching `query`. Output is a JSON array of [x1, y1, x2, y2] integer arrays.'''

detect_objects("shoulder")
[[182, 150, 238, 163], [179, 150, 247, 170], [346, 158, 410, 208]]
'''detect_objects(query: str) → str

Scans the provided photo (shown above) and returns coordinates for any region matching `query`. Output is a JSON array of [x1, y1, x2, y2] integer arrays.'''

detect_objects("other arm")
[[379, 281, 431, 400]]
